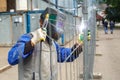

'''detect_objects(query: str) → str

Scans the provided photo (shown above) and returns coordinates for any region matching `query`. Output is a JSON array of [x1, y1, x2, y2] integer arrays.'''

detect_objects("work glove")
[[78, 30, 91, 43], [79, 33, 84, 44], [31, 28, 47, 45], [71, 43, 82, 56]]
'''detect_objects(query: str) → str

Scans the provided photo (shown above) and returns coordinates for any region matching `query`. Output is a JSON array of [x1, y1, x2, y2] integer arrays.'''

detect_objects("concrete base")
[[80, 72, 102, 79]]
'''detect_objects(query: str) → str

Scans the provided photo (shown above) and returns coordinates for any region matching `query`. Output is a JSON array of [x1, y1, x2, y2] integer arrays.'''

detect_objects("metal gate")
[[0, 0, 97, 80]]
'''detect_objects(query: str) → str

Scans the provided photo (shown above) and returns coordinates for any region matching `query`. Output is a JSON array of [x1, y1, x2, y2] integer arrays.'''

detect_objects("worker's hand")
[[31, 28, 47, 45], [78, 30, 91, 43], [78, 33, 84, 44], [71, 43, 82, 56]]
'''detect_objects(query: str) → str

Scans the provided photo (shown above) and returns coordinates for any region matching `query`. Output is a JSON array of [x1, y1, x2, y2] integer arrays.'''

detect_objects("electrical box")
[[0, 0, 7, 12]]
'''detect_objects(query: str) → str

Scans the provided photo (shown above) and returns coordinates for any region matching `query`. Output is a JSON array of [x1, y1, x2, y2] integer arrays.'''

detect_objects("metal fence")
[[0, 0, 96, 80]]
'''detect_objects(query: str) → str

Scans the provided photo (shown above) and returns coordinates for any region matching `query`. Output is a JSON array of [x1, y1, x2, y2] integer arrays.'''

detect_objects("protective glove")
[[71, 43, 82, 56], [78, 30, 91, 43], [31, 28, 47, 45], [78, 33, 84, 44]]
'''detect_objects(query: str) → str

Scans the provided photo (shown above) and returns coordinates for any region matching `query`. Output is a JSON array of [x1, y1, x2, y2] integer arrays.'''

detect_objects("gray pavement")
[[94, 28, 120, 80], [0, 27, 120, 80], [0, 47, 10, 68]]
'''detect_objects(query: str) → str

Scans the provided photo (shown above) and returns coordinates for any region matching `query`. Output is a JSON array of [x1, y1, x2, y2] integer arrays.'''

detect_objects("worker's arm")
[[54, 42, 82, 62], [8, 34, 34, 65], [8, 28, 46, 65]]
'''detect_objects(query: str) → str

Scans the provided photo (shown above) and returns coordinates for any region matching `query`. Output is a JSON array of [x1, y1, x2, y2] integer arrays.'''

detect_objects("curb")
[[0, 65, 12, 73]]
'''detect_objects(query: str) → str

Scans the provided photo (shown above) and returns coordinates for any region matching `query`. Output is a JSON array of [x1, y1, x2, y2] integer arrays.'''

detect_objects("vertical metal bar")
[[74, 16, 78, 80], [10, 15, 14, 44], [88, 0, 96, 79], [55, 1, 62, 80], [68, 15, 72, 80], [72, 16, 75, 80], [55, 0, 58, 8], [39, 42, 42, 80], [18, 49, 24, 80], [65, 44, 68, 80], [58, 47, 62, 80], [50, 44, 53, 80], [63, 1, 68, 80], [47, 3, 53, 80], [73, 0, 76, 15], [74, 1, 80, 80], [26, 12, 31, 33], [68, 1, 73, 79], [82, 0, 89, 80], [73, 1, 76, 80], [48, 10, 52, 80], [83, 0, 96, 80]]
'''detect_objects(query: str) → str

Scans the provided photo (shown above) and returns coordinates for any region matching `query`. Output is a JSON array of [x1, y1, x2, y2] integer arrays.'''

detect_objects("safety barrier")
[[0, 0, 96, 80]]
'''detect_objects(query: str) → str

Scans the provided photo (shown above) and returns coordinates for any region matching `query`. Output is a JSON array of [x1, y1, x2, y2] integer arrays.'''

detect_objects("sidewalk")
[[0, 47, 18, 80], [0, 47, 10, 68], [94, 28, 120, 80]]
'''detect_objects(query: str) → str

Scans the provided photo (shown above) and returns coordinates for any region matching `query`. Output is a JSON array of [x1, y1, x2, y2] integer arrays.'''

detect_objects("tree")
[[102, 0, 120, 22]]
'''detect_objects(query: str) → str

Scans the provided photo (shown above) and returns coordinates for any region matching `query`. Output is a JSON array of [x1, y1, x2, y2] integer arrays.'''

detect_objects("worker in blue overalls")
[[8, 7, 82, 80]]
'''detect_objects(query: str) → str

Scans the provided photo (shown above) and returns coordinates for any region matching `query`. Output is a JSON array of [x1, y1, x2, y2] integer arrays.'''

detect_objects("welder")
[[8, 7, 82, 80]]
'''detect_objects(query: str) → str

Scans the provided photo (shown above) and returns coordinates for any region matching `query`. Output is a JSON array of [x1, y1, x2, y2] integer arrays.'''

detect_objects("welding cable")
[[39, 13, 50, 80], [64, 45, 81, 62], [18, 49, 24, 80], [47, 4, 53, 80]]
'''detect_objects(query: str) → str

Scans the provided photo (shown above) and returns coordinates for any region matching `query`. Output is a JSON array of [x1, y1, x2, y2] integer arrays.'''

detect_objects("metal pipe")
[[87, 0, 96, 79], [26, 12, 31, 33], [82, 0, 89, 80]]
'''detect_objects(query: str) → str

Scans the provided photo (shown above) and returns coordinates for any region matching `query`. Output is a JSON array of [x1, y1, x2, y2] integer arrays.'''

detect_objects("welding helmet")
[[40, 7, 66, 41]]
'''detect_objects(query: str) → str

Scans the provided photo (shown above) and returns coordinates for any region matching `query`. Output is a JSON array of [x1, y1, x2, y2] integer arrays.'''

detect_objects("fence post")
[[83, 0, 96, 80], [87, 0, 96, 79], [82, 0, 89, 80]]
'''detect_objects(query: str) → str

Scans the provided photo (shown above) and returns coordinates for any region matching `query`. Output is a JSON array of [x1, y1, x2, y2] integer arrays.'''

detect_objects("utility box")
[[0, 0, 7, 12]]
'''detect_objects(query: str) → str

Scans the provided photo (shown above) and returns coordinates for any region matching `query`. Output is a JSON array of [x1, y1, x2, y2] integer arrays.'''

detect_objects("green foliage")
[[103, 0, 120, 7], [97, 0, 105, 4], [102, 0, 120, 22]]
